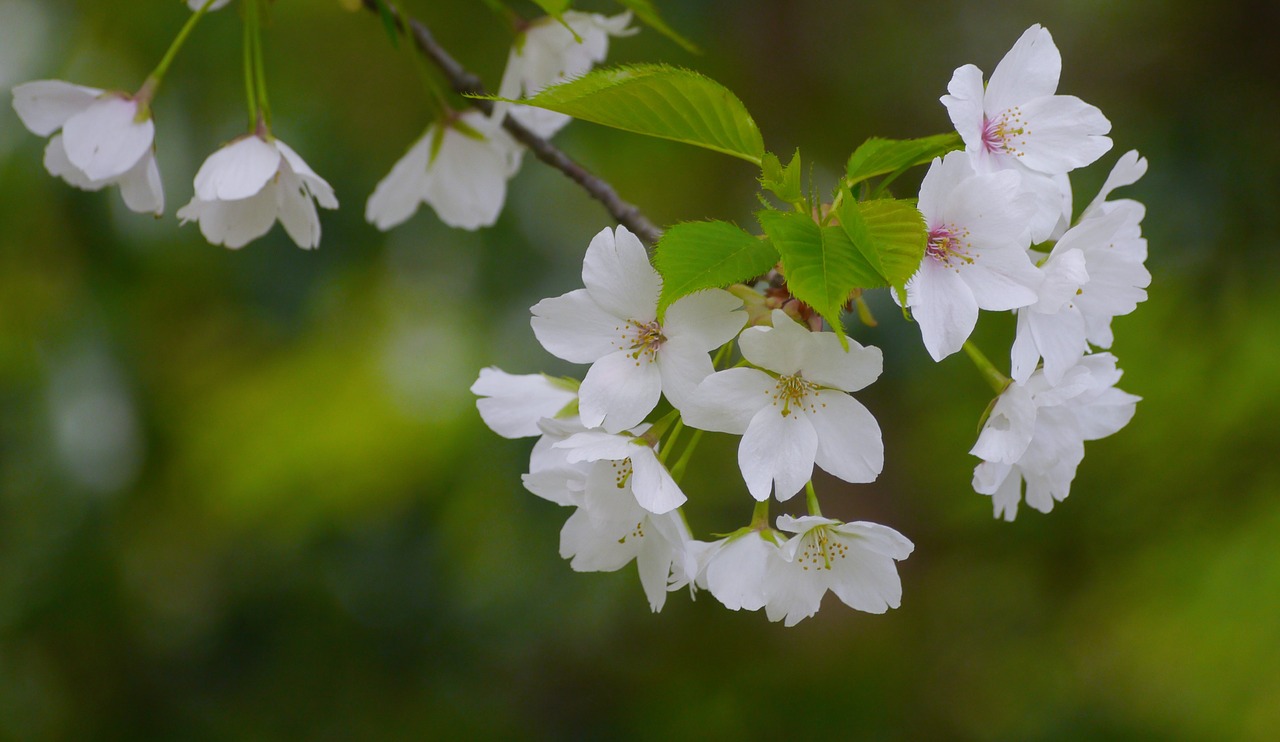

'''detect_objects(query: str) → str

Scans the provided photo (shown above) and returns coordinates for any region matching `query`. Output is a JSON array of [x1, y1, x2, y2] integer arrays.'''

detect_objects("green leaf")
[[756, 211, 883, 343], [760, 149, 803, 206], [654, 221, 779, 317], [614, 0, 700, 54], [489, 64, 764, 165], [374, 0, 399, 47], [833, 192, 927, 303], [844, 133, 962, 186]]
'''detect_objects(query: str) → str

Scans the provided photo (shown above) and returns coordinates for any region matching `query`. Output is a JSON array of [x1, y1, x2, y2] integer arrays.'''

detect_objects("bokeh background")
[[1, 0, 1278, 739]]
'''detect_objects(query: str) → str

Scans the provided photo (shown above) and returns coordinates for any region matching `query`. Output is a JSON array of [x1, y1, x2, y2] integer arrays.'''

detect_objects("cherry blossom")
[[12, 81, 163, 215], [684, 309, 883, 501], [531, 226, 746, 434], [972, 353, 1140, 520], [494, 11, 635, 138], [470, 367, 577, 439], [905, 151, 1042, 361], [178, 133, 337, 249], [366, 111, 521, 231], [553, 428, 686, 514], [941, 24, 1112, 178]]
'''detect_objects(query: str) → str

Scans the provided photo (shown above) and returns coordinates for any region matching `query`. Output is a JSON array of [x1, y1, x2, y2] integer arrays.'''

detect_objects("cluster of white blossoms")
[[473, 24, 1148, 623]]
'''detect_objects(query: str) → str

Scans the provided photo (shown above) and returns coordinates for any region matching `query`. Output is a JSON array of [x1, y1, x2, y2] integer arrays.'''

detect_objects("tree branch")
[[360, 1, 664, 244]]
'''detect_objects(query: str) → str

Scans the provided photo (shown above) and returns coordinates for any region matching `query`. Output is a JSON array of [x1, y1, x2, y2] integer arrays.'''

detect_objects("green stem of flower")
[[667, 427, 702, 483], [242, 0, 259, 130], [658, 418, 685, 466], [805, 480, 822, 517], [138, 0, 217, 117], [749, 499, 770, 529], [962, 340, 1011, 394], [712, 339, 736, 371], [250, 0, 272, 130]]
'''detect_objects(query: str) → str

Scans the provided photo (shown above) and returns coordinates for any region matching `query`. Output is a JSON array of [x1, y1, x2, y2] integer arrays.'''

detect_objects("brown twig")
[[360, 0, 664, 244]]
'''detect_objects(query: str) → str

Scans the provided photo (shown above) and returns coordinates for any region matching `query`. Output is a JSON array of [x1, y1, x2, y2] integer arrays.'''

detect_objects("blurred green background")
[[1, 0, 1277, 739]]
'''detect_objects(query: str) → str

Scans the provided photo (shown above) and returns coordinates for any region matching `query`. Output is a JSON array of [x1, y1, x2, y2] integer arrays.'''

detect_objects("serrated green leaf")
[[834, 192, 927, 302], [489, 64, 764, 165], [654, 221, 778, 318], [844, 133, 962, 186], [756, 211, 883, 343], [761, 149, 803, 206], [615, 0, 700, 54]]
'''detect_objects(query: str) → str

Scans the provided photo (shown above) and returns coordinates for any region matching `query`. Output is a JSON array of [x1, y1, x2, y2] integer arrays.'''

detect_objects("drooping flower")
[[683, 309, 883, 501], [366, 110, 521, 231], [494, 11, 635, 138], [905, 151, 1042, 361], [178, 132, 337, 249], [972, 353, 1140, 520], [531, 226, 746, 434], [470, 367, 578, 439], [694, 530, 783, 612], [763, 515, 914, 627], [12, 80, 163, 215], [1010, 161, 1150, 384], [558, 448, 691, 611], [941, 24, 1112, 178]]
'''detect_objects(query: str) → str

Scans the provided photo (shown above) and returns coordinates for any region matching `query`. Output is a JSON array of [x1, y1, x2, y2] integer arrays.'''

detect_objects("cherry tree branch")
[[360, 0, 664, 244]]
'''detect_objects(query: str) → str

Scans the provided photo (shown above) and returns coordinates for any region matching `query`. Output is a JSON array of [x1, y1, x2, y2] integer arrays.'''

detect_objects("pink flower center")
[[981, 107, 1029, 157], [926, 223, 973, 266], [616, 319, 665, 364]]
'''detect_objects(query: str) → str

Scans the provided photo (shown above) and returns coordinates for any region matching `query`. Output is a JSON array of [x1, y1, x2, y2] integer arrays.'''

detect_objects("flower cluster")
[[473, 24, 1148, 623], [475, 226, 912, 623]]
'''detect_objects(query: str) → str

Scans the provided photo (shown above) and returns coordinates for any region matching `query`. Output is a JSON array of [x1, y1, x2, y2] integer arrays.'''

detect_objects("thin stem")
[[658, 418, 685, 466], [805, 480, 821, 517], [139, 0, 218, 111], [962, 340, 1011, 394], [250, 0, 271, 129], [358, 0, 663, 244], [711, 340, 735, 370], [668, 428, 703, 483], [749, 499, 770, 529], [242, 0, 258, 130]]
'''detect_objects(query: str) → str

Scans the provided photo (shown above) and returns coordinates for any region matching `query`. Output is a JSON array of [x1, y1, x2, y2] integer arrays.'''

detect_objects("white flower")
[[764, 515, 914, 627], [470, 367, 577, 439], [695, 530, 783, 612], [178, 133, 337, 249], [558, 451, 691, 611], [972, 353, 1141, 520], [12, 80, 163, 215], [941, 24, 1112, 177], [522, 417, 592, 508], [905, 151, 1042, 361], [1011, 161, 1150, 384], [531, 225, 746, 434], [684, 309, 884, 501], [554, 427, 686, 514], [366, 111, 521, 231], [495, 11, 635, 138]]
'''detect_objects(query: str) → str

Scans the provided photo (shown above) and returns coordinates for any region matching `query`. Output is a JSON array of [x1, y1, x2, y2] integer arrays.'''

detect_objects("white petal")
[[1083, 150, 1147, 219], [521, 468, 584, 507], [907, 259, 978, 362], [581, 226, 660, 322], [1072, 387, 1140, 441], [530, 288, 627, 364], [661, 288, 745, 348], [471, 367, 576, 439], [704, 534, 774, 611], [809, 393, 883, 484], [43, 134, 103, 190], [629, 448, 686, 514], [739, 405, 818, 501], [116, 150, 164, 215], [420, 120, 516, 229], [918, 151, 973, 223], [1009, 310, 1040, 384], [970, 382, 1036, 464], [1033, 247, 1090, 313], [275, 164, 321, 249], [273, 138, 337, 209], [12, 79, 100, 136], [179, 192, 278, 249], [984, 25, 1060, 114], [578, 350, 662, 433], [654, 337, 715, 414], [193, 136, 279, 201], [737, 309, 810, 376], [680, 367, 774, 434], [366, 130, 432, 230], [635, 521, 675, 611], [560, 508, 637, 572], [762, 543, 825, 626], [940, 168, 1035, 249], [61, 96, 153, 181], [960, 246, 1041, 311], [796, 331, 882, 393], [940, 64, 988, 158], [1015, 95, 1112, 175], [1031, 310, 1088, 385]]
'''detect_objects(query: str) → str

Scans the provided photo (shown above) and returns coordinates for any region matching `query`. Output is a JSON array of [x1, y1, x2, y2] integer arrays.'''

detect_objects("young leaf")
[[654, 221, 778, 317], [833, 192, 927, 300], [760, 149, 803, 206], [845, 133, 962, 186], [614, 0, 700, 54], [489, 64, 765, 165], [756, 210, 883, 343]]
